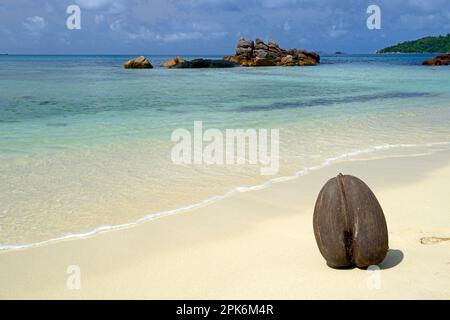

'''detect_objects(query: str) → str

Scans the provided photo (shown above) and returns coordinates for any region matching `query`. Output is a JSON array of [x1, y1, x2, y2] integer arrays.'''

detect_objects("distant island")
[[378, 34, 450, 53]]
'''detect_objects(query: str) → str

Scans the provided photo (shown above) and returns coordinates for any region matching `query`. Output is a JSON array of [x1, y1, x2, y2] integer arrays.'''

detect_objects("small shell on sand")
[[420, 237, 450, 245]]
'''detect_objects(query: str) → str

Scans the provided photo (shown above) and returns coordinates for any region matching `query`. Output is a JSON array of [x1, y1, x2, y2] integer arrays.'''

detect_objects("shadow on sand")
[[378, 249, 404, 270]]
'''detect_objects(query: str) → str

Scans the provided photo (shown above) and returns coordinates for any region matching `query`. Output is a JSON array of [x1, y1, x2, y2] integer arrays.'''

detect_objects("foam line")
[[1, 141, 449, 253]]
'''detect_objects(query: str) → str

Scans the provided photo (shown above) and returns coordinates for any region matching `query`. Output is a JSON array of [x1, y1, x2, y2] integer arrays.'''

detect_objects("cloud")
[[75, 0, 127, 15], [75, 0, 116, 10], [23, 16, 47, 35], [261, 0, 298, 9], [1, 0, 450, 54], [112, 21, 228, 44], [159, 31, 204, 42], [159, 31, 227, 42], [282, 21, 291, 32], [175, 0, 243, 11], [327, 23, 348, 39], [109, 19, 124, 32], [95, 14, 105, 25]]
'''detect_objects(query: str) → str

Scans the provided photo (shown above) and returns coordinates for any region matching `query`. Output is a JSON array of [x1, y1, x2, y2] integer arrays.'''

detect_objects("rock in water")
[[224, 38, 320, 67], [313, 174, 389, 268], [123, 56, 153, 69], [422, 54, 450, 66], [236, 39, 255, 58], [163, 57, 185, 68], [280, 55, 295, 66], [172, 59, 236, 68]]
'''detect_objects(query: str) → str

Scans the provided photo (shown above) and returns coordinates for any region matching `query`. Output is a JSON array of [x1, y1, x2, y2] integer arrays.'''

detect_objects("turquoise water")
[[1, 54, 450, 247]]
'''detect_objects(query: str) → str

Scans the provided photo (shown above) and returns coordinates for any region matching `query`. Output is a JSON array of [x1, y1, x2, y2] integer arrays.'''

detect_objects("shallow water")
[[1, 54, 450, 247]]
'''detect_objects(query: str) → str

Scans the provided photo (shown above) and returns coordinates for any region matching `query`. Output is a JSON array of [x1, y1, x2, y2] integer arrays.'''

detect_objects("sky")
[[0, 0, 449, 54]]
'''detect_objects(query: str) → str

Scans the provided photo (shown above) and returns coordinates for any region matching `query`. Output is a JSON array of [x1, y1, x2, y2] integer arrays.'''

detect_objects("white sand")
[[0, 150, 449, 299]]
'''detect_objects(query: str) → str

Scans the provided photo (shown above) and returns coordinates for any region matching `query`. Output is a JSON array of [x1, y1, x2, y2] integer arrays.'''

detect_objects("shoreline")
[[1, 147, 449, 299], [2, 140, 450, 253]]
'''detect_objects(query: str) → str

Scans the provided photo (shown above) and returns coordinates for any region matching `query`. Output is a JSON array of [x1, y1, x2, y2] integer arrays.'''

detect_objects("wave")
[[1, 140, 450, 253]]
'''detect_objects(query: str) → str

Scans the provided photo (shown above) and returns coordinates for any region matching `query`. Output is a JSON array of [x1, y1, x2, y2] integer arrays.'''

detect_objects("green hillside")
[[378, 34, 450, 53]]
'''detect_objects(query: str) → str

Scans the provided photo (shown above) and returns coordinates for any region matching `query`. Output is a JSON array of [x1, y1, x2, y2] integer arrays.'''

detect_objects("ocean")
[[1, 54, 450, 248]]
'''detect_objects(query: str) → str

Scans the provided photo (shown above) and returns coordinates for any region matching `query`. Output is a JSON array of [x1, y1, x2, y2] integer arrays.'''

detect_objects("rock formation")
[[165, 58, 236, 68], [224, 38, 320, 67], [163, 57, 186, 68], [123, 56, 153, 69], [422, 54, 450, 66]]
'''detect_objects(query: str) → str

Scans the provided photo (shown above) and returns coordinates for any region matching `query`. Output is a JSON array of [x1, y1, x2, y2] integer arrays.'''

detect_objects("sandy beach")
[[0, 148, 449, 300], [2, 0, 450, 305]]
